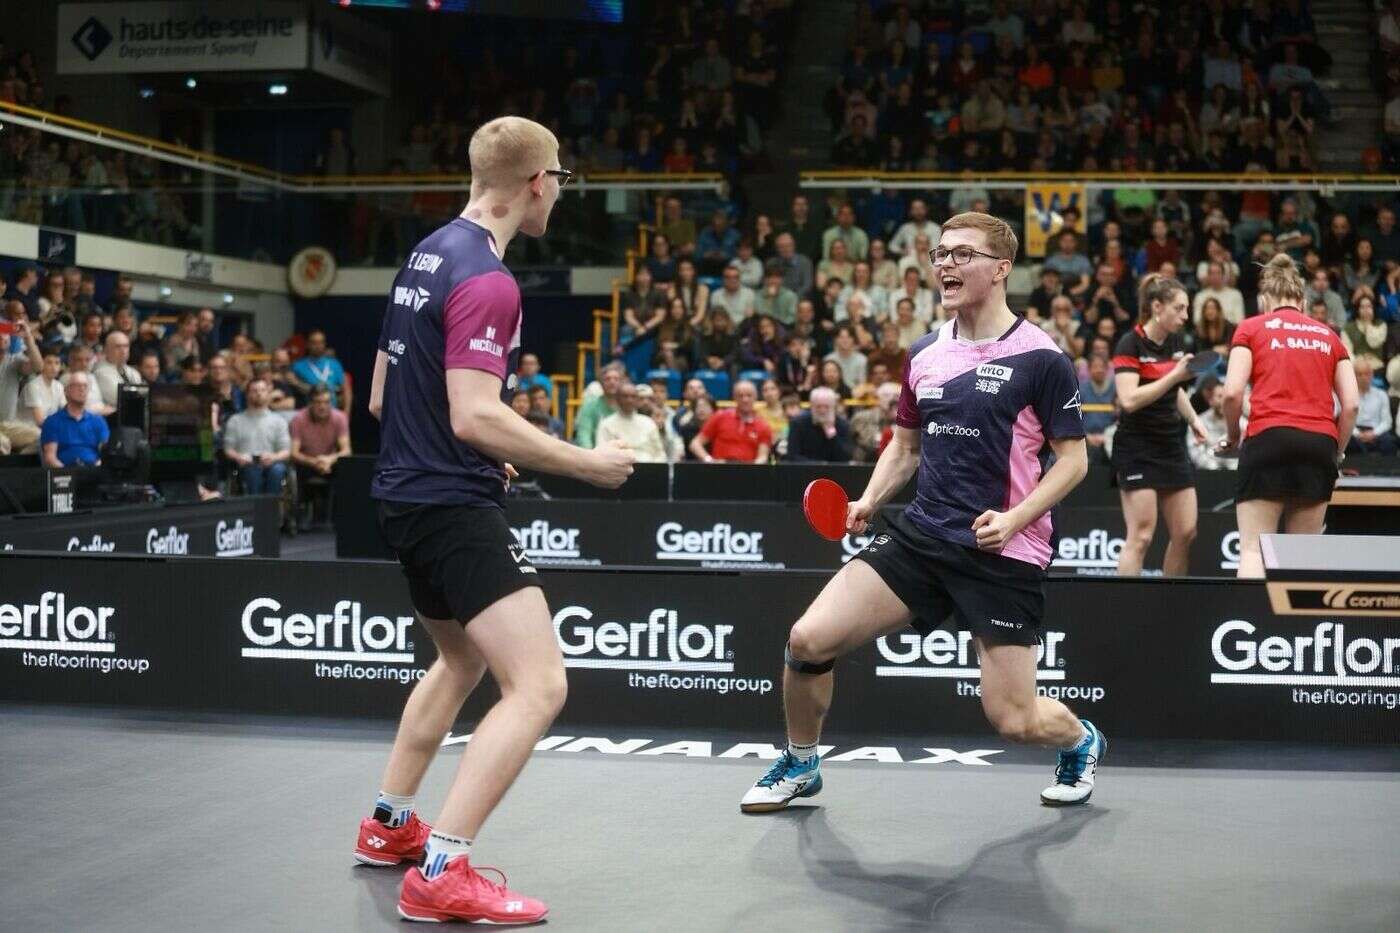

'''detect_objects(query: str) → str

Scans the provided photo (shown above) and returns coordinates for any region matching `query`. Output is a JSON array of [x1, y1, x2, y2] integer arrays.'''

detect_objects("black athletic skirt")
[[1111, 428, 1194, 491], [1236, 427, 1338, 504]]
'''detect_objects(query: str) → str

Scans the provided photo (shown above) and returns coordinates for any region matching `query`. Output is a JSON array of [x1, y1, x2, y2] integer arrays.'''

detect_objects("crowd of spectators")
[[0, 44, 200, 247], [1377, 1, 1400, 170], [1, 263, 353, 526], [322, 1, 796, 265], [827, 1, 1341, 173], [562, 172, 1400, 464]]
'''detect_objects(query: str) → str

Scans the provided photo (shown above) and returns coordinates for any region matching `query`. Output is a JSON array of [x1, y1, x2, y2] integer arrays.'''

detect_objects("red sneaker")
[[353, 813, 431, 866], [398, 857, 548, 924]]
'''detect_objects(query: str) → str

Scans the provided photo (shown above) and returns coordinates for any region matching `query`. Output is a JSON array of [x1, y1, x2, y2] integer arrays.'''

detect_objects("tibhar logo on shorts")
[[240, 598, 415, 663], [876, 630, 1066, 680], [926, 421, 981, 438], [67, 534, 115, 553], [0, 592, 151, 674], [393, 285, 431, 311], [507, 543, 538, 574], [553, 605, 735, 673], [655, 522, 770, 566], [1210, 620, 1400, 692], [146, 526, 189, 555], [215, 519, 254, 557]]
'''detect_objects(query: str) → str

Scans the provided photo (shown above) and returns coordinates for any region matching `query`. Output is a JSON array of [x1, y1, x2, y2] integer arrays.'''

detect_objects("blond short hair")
[[1257, 252, 1306, 307], [942, 211, 1019, 261], [468, 116, 559, 191]]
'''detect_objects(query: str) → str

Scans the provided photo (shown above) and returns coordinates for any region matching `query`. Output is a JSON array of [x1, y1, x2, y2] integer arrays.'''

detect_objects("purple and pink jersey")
[[895, 316, 1085, 568], [373, 218, 523, 508]]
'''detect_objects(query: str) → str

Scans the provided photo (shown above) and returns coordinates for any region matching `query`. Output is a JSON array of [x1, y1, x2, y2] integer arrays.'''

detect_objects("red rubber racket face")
[[803, 478, 850, 541]]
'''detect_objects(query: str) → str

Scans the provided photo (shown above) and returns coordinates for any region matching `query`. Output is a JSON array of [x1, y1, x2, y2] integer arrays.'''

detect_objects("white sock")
[[373, 791, 415, 828], [422, 831, 472, 880], [1060, 722, 1090, 752], [787, 739, 819, 762]]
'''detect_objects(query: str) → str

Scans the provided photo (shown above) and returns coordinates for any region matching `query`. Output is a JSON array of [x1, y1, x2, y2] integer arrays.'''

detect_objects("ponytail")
[[1256, 252, 1306, 308], [1137, 272, 1186, 324]]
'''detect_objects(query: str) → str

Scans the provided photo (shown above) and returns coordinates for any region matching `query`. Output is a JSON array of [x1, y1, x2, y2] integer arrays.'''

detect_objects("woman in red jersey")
[[1220, 253, 1360, 578]]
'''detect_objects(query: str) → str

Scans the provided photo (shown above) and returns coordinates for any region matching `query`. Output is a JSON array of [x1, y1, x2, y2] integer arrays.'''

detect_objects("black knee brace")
[[785, 643, 834, 675]]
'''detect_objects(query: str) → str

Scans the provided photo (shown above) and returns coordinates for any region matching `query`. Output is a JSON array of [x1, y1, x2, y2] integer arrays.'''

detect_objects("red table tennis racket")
[[803, 478, 850, 541]]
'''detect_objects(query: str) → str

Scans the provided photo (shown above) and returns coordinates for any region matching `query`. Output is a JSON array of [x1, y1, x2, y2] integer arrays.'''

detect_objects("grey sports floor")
[[1, 706, 1397, 932]]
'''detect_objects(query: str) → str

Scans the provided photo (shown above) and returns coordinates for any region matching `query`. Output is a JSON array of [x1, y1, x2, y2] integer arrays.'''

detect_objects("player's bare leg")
[[355, 616, 486, 867], [1117, 488, 1158, 576], [977, 638, 1106, 806], [743, 561, 910, 813], [380, 616, 487, 797], [1235, 498, 1285, 578], [1159, 487, 1199, 576], [436, 586, 566, 839]]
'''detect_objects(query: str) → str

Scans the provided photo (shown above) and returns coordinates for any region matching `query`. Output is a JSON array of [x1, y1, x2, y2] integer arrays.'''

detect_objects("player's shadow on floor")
[[782, 805, 1113, 931], [353, 863, 413, 927]]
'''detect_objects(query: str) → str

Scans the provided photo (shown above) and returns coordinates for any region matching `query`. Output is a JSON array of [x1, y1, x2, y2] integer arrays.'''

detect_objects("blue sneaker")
[[740, 751, 823, 813], [1041, 719, 1106, 807]]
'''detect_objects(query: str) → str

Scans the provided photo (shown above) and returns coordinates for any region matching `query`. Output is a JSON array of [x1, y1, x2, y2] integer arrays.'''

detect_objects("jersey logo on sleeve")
[[917, 386, 943, 400], [1063, 391, 1081, 411], [408, 252, 444, 274], [469, 325, 506, 357], [394, 285, 431, 311]]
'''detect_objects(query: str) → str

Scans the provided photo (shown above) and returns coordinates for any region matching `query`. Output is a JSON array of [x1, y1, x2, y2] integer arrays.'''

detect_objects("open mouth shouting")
[[940, 273, 964, 299]]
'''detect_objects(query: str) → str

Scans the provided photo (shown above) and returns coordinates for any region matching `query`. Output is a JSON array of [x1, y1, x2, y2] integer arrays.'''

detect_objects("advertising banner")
[[310, 5, 390, 96], [2, 554, 1395, 744], [58, 2, 308, 75], [0, 498, 279, 558], [333, 498, 1242, 576], [0, 556, 199, 708], [502, 500, 1242, 577], [1024, 183, 1087, 258]]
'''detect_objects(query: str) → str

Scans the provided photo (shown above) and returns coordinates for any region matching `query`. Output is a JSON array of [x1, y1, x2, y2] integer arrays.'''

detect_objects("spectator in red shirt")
[[1141, 218, 1181, 273], [688, 379, 772, 463], [289, 386, 351, 529]]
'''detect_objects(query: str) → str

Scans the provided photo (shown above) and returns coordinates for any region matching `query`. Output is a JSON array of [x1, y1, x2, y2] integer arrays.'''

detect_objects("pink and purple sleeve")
[[442, 271, 520, 378], [895, 358, 920, 429]]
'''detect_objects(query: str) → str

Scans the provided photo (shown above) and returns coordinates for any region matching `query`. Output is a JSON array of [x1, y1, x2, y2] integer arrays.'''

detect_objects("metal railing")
[[0, 101, 722, 267]]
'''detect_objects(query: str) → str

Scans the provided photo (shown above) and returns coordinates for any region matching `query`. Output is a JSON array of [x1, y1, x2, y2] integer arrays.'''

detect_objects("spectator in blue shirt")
[[696, 210, 741, 277], [40, 371, 109, 467], [516, 352, 554, 396], [1042, 231, 1094, 304], [1078, 353, 1116, 461], [290, 330, 348, 409]]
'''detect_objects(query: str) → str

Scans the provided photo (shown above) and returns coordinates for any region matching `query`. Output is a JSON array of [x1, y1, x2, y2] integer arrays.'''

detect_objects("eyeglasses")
[[541, 168, 574, 189], [929, 245, 1005, 266]]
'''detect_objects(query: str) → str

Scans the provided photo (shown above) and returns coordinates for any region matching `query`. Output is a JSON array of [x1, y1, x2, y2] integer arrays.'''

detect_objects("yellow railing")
[[800, 169, 1400, 192], [0, 101, 724, 191]]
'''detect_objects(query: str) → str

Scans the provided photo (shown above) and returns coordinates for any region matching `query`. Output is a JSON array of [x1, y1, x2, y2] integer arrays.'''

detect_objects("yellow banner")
[[1024, 184, 1087, 258]]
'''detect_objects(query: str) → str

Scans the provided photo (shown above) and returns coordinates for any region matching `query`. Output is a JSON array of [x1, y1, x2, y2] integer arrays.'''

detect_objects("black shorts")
[[853, 511, 1045, 647], [1237, 427, 1338, 504], [1112, 429, 1193, 491], [377, 500, 541, 624]]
